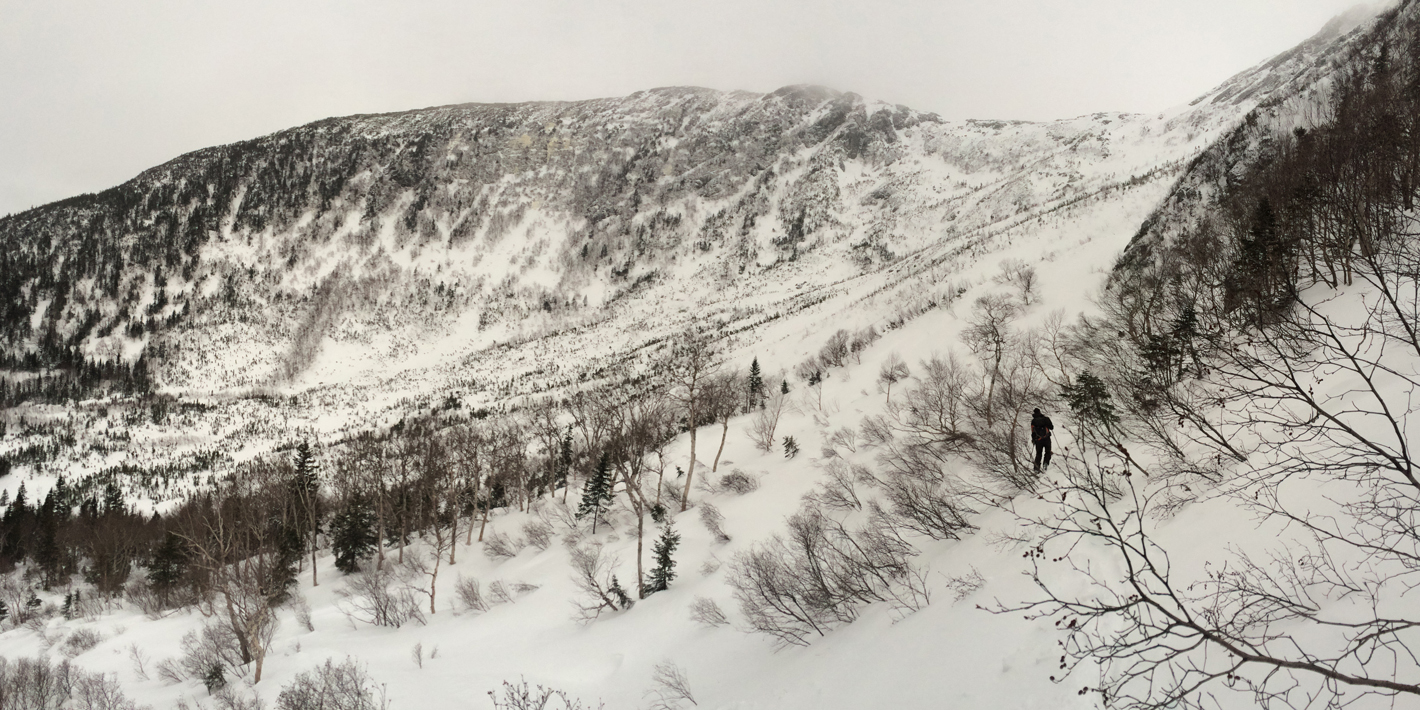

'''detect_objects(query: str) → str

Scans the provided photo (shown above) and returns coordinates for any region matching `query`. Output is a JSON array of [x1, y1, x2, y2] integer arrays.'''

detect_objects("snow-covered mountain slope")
[[0, 24, 1373, 504], [0, 2, 1373, 428], [0, 4, 1415, 710]]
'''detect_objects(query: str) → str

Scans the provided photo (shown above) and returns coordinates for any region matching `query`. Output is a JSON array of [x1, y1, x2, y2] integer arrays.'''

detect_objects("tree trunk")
[[226, 597, 252, 664], [449, 507, 458, 565], [680, 406, 699, 511], [376, 509, 386, 571], [635, 505, 645, 599], [466, 477, 480, 546], [250, 611, 270, 684], [428, 546, 441, 614], [712, 419, 730, 473]]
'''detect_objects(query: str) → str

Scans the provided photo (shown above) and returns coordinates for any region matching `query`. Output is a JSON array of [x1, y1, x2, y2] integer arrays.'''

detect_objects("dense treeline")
[[0, 328, 765, 679]]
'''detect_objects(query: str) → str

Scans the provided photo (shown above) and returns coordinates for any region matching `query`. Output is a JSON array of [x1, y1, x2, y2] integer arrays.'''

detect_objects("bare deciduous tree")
[[704, 370, 744, 474], [666, 329, 721, 510], [993, 258, 1038, 306], [876, 353, 910, 404], [747, 388, 787, 453], [569, 542, 632, 622]]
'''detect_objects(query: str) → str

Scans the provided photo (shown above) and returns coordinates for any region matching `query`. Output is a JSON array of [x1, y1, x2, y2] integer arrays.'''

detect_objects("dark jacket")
[[1030, 413, 1053, 444]]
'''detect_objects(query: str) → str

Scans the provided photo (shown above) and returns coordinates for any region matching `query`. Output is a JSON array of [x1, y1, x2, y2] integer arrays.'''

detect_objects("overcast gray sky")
[[0, 0, 1376, 217]]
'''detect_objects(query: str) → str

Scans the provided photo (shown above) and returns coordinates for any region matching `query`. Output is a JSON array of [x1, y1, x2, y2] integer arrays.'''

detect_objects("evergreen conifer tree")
[[0, 598, 8, 625], [331, 495, 377, 574], [270, 522, 303, 605], [609, 575, 633, 609], [34, 494, 62, 589], [1062, 370, 1119, 437], [289, 439, 323, 586], [8, 483, 26, 520], [148, 531, 188, 605], [747, 357, 764, 410], [644, 522, 680, 595], [101, 482, 124, 515], [576, 453, 613, 533], [557, 429, 574, 493]]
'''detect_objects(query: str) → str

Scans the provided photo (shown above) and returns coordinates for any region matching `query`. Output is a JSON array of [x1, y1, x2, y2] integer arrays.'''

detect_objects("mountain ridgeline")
[[0, 87, 935, 386], [0, 7, 1378, 403]]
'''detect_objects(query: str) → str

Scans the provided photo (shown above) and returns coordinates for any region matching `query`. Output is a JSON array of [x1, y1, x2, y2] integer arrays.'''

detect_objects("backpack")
[[1031, 416, 1051, 444]]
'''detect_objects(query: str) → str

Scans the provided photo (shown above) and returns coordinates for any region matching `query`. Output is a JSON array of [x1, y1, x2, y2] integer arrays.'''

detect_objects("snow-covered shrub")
[[271, 656, 383, 707], [877, 475, 976, 541], [60, 627, 104, 657], [488, 679, 600, 710], [521, 521, 554, 550], [848, 326, 880, 364], [992, 258, 1038, 306], [483, 529, 526, 561], [716, 470, 759, 495], [171, 624, 245, 683], [174, 685, 263, 710], [123, 576, 165, 618], [454, 575, 489, 613], [0, 655, 143, 710], [825, 426, 858, 456], [0, 575, 30, 625], [336, 567, 425, 628], [71, 670, 142, 710], [697, 504, 729, 543], [943, 567, 986, 603], [817, 329, 852, 368], [568, 543, 631, 622], [0, 656, 77, 706], [747, 391, 787, 452], [486, 580, 514, 605], [689, 597, 729, 627], [646, 661, 697, 710], [294, 595, 314, 632], [728, 504, 928, 647], [810, 461, 868, 512]]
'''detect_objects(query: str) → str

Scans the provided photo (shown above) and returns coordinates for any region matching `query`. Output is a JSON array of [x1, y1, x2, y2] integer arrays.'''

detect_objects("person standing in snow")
[[1030, 407, 1053, 473]]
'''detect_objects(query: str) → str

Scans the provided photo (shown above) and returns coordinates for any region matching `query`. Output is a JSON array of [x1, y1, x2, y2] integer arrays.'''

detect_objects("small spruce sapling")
[[747, 357, 764, 410], [203, 663, 227, 694], [609, 576, 632, 609], [644, 522, 680, 595], [783, 436, 800, 459]]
